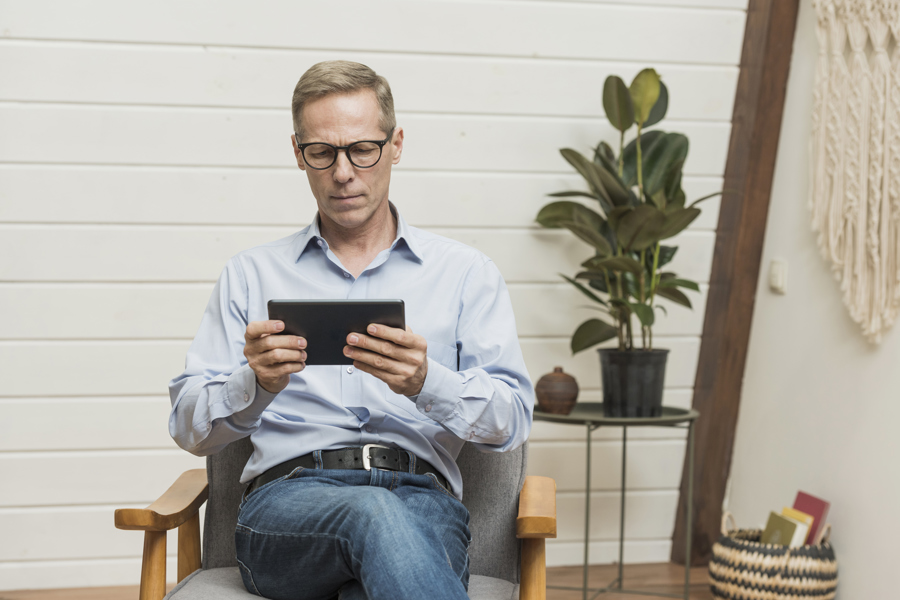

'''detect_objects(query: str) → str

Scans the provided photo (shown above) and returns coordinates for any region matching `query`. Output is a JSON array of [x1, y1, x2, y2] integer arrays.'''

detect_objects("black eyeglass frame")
[[295, 129, 394, 170]]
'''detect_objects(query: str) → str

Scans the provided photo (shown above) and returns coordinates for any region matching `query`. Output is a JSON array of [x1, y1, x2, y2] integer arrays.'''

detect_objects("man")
[[169, 61, 534, 600]]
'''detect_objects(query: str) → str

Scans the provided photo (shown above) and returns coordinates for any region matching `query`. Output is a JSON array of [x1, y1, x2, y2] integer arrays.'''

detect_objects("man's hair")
[[291, 61, 396, 140]]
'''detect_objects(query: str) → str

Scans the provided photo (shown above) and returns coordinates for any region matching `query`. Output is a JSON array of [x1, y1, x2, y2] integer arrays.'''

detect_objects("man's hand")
[[244, 320, 307, 395], [344, 324, 428, 396]]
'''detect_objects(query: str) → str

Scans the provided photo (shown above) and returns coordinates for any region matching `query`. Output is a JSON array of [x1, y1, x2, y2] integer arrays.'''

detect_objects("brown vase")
[[535, 367, 579, 415]]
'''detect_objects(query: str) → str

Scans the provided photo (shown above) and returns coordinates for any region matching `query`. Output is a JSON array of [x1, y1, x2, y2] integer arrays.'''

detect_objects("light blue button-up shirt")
[[168, 206, 534, 498]]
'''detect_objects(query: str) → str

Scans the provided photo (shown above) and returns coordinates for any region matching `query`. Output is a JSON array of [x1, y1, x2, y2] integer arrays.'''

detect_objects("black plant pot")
[[598, 348, 669, 418]]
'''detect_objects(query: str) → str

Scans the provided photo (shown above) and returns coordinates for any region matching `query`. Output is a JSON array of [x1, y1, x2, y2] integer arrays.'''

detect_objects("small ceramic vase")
[[535, 367, 579, 415]]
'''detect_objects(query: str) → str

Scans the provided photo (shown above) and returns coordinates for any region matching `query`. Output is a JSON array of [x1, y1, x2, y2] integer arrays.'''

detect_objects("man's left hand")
[[344, 324, 428, 396]]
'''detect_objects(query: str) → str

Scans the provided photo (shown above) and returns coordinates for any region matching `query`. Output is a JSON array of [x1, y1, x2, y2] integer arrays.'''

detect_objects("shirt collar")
[[293, 202, 424, 264]]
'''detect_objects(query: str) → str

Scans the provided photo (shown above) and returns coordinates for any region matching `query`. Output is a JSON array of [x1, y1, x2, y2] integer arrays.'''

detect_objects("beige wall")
[[727, 2, 899, 598], [0, 0, 747, 589]]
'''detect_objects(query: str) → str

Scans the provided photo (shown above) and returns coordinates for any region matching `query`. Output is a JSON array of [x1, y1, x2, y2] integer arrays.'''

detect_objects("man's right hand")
[[244, 320, 307, 394]]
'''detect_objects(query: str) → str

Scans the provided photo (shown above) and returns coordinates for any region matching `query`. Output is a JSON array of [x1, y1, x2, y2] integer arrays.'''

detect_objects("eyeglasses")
[[295, 130, 394, 170]]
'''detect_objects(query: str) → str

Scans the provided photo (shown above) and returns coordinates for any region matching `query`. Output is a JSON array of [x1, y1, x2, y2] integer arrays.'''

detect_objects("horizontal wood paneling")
[[0, 391, 691, 454], [0, 226, 715, 285], [527, 440, 687, 492], [0, 0, 746, 65], [0, 165, 724, 231], [0, 505, 204, 561], [0, 491, 674, 560], [545, 540, 671, 567], [0, 41, 739, 121], [555, 490, 678, 541], [0, 105, 731, 176], [0, 557, 181, 590], [0, 337, 698, 397], [0, 437, 681, 507], [0, 450, 204, 507], [0, 282, 707, 340], [0, 398, 178, 452]]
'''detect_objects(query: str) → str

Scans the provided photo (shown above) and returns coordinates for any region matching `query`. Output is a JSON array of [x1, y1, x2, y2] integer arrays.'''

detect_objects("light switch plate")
[[769, 258, 787, 294]]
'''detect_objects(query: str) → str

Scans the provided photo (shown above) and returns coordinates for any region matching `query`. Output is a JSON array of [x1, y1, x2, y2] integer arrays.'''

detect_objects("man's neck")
[[318, 203, 398, 277]]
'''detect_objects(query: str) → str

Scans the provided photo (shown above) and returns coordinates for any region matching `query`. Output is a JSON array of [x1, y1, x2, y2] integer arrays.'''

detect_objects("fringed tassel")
[[810, 0, 900, 343]]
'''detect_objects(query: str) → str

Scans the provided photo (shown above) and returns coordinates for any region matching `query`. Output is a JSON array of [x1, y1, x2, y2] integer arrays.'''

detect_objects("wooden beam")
[[671, 0, 801, 566]]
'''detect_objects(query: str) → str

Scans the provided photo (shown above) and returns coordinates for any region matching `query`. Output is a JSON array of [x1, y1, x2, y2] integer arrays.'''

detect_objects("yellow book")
[[782, 507, 815, 540]]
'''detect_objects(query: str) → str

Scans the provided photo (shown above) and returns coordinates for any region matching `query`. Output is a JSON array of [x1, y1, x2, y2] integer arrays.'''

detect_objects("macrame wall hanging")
[[810, 0, 900, 343]]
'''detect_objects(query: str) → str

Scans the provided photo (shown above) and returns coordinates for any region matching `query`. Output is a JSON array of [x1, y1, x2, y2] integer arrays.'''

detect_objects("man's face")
[[292, 89, 403, 233]]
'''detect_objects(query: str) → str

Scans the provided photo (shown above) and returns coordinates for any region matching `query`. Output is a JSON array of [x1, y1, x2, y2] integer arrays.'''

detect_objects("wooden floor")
[[0, 562, 712, 600]]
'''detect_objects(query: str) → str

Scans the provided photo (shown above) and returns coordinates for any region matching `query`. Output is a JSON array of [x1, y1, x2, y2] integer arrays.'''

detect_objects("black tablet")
[[267, 299, 405, 365]]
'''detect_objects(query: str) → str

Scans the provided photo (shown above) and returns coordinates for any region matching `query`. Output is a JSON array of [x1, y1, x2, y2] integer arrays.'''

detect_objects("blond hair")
[[291, 61, 396, 140]]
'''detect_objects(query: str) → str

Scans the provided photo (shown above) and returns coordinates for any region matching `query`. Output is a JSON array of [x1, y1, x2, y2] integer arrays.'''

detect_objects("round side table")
[[534, 403, 699, 600]]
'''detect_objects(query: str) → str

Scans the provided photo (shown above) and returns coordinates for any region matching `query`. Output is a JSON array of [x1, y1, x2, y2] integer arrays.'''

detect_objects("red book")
[[793, 491, 830, 545]]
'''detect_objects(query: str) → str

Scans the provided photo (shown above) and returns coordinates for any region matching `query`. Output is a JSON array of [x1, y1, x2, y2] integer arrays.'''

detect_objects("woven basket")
[[709, 512, 838, 600]]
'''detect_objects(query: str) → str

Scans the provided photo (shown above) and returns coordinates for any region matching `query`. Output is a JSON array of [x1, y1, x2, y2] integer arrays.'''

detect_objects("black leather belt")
[[247, 445, 448, 495]]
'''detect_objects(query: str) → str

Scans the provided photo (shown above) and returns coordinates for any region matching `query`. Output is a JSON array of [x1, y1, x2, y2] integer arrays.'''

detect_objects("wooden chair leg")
[[139, 530, 167, 600], [520, 538, 546, 600], [177, 511, 202, 581]]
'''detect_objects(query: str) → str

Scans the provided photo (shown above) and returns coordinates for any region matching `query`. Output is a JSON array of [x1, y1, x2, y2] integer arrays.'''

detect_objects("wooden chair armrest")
[[516, 475, 557, 539], [115, 469, 209, 532]]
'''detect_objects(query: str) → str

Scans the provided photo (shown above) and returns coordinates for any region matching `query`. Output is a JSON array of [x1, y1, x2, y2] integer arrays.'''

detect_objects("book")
[[793, 491, 831, 545], [761, 511, 809, 547], [781, 506, 815, 539]]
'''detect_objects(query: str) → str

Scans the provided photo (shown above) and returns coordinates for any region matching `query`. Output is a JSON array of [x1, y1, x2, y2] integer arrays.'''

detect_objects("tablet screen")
[[267, 299, 405, 365]]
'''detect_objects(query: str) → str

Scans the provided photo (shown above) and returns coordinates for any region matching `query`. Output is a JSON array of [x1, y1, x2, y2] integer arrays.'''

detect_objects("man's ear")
[[291, 134, 306, 171], [390, 127, 404, 165]]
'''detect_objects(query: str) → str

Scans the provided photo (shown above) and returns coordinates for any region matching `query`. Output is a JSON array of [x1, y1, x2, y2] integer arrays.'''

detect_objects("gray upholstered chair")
[[115, 440, 556, 600]]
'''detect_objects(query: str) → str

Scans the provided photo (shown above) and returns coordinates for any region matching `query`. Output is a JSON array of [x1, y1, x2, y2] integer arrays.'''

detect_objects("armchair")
[[115, 440, 556, 600]]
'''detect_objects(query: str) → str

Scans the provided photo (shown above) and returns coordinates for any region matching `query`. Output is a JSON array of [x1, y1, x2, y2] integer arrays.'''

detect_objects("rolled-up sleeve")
[[413, 259, 534, 451], [168, 258, 277, 456]]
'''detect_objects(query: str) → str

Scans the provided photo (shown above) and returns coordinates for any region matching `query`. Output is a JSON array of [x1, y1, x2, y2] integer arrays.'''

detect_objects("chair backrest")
[[201, 439, 527, 584]]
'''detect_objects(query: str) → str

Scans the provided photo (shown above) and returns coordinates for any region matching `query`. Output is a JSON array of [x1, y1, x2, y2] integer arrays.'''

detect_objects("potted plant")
[[536, 68, 718, 417]]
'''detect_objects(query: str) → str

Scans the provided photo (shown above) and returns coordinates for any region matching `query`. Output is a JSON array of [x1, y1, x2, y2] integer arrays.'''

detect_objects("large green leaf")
[[656, 286, 692, 309], [629, 68, 661, 126], [547, 190, 600, 200], [595, 141, 617, 167], [562, 274, 608, 306], [603, 75, 634, 133], [657, 207, 701, 240], [621, 130, 665, 187], [658, 277, 700, 292], [688, 191, 723, 208], [560, 220, 613, 256], [656, 245, 678, 268], [580, 256, 644, 275], [642, 133, 688, 199], [560, 148, 613, 214], [536, 201, 604, 229], [607, 205, 632, 231], [630, 303, 655, 327], [571, 319, 619, 353], [662, 158, 685, 209], [615, 204, 667, 251], [594, 162, 632, 207], [644, 81, 669, 128]]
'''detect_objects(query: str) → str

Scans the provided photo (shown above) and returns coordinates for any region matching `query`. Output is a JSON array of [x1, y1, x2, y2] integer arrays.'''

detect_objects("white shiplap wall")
[[0, 0, 746, 590]]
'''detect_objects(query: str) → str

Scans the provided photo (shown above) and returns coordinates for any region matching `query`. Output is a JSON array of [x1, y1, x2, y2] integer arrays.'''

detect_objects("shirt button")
[[317, 240, 323, 247], [347, 366, 354, 374], [243, 392, 250, 402], [344, 272, 350, 278], [365, 425, 373, 433], [425, 404, 432, 412], [205, 422, 212, 431]]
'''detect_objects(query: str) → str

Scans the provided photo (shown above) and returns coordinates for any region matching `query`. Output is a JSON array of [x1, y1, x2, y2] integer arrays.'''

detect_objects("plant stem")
[[648, 243, 661, 306], [635, 125, 644, 198], [618, 130, 625, 177], [604, 271, 624, 350]]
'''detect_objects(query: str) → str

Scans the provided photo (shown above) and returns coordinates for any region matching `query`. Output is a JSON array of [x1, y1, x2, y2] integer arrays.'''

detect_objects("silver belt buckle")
[[361, 444, 391, 471]]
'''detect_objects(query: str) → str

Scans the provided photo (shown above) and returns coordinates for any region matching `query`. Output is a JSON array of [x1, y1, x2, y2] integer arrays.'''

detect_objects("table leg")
[[618, 425, 627, 590], [583, 423, 592, 600], [684, 422, 695, 600]]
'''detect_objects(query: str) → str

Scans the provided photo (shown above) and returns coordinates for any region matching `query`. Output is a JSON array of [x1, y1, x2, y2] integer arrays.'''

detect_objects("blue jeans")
[[234, 464, 471, 600]]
